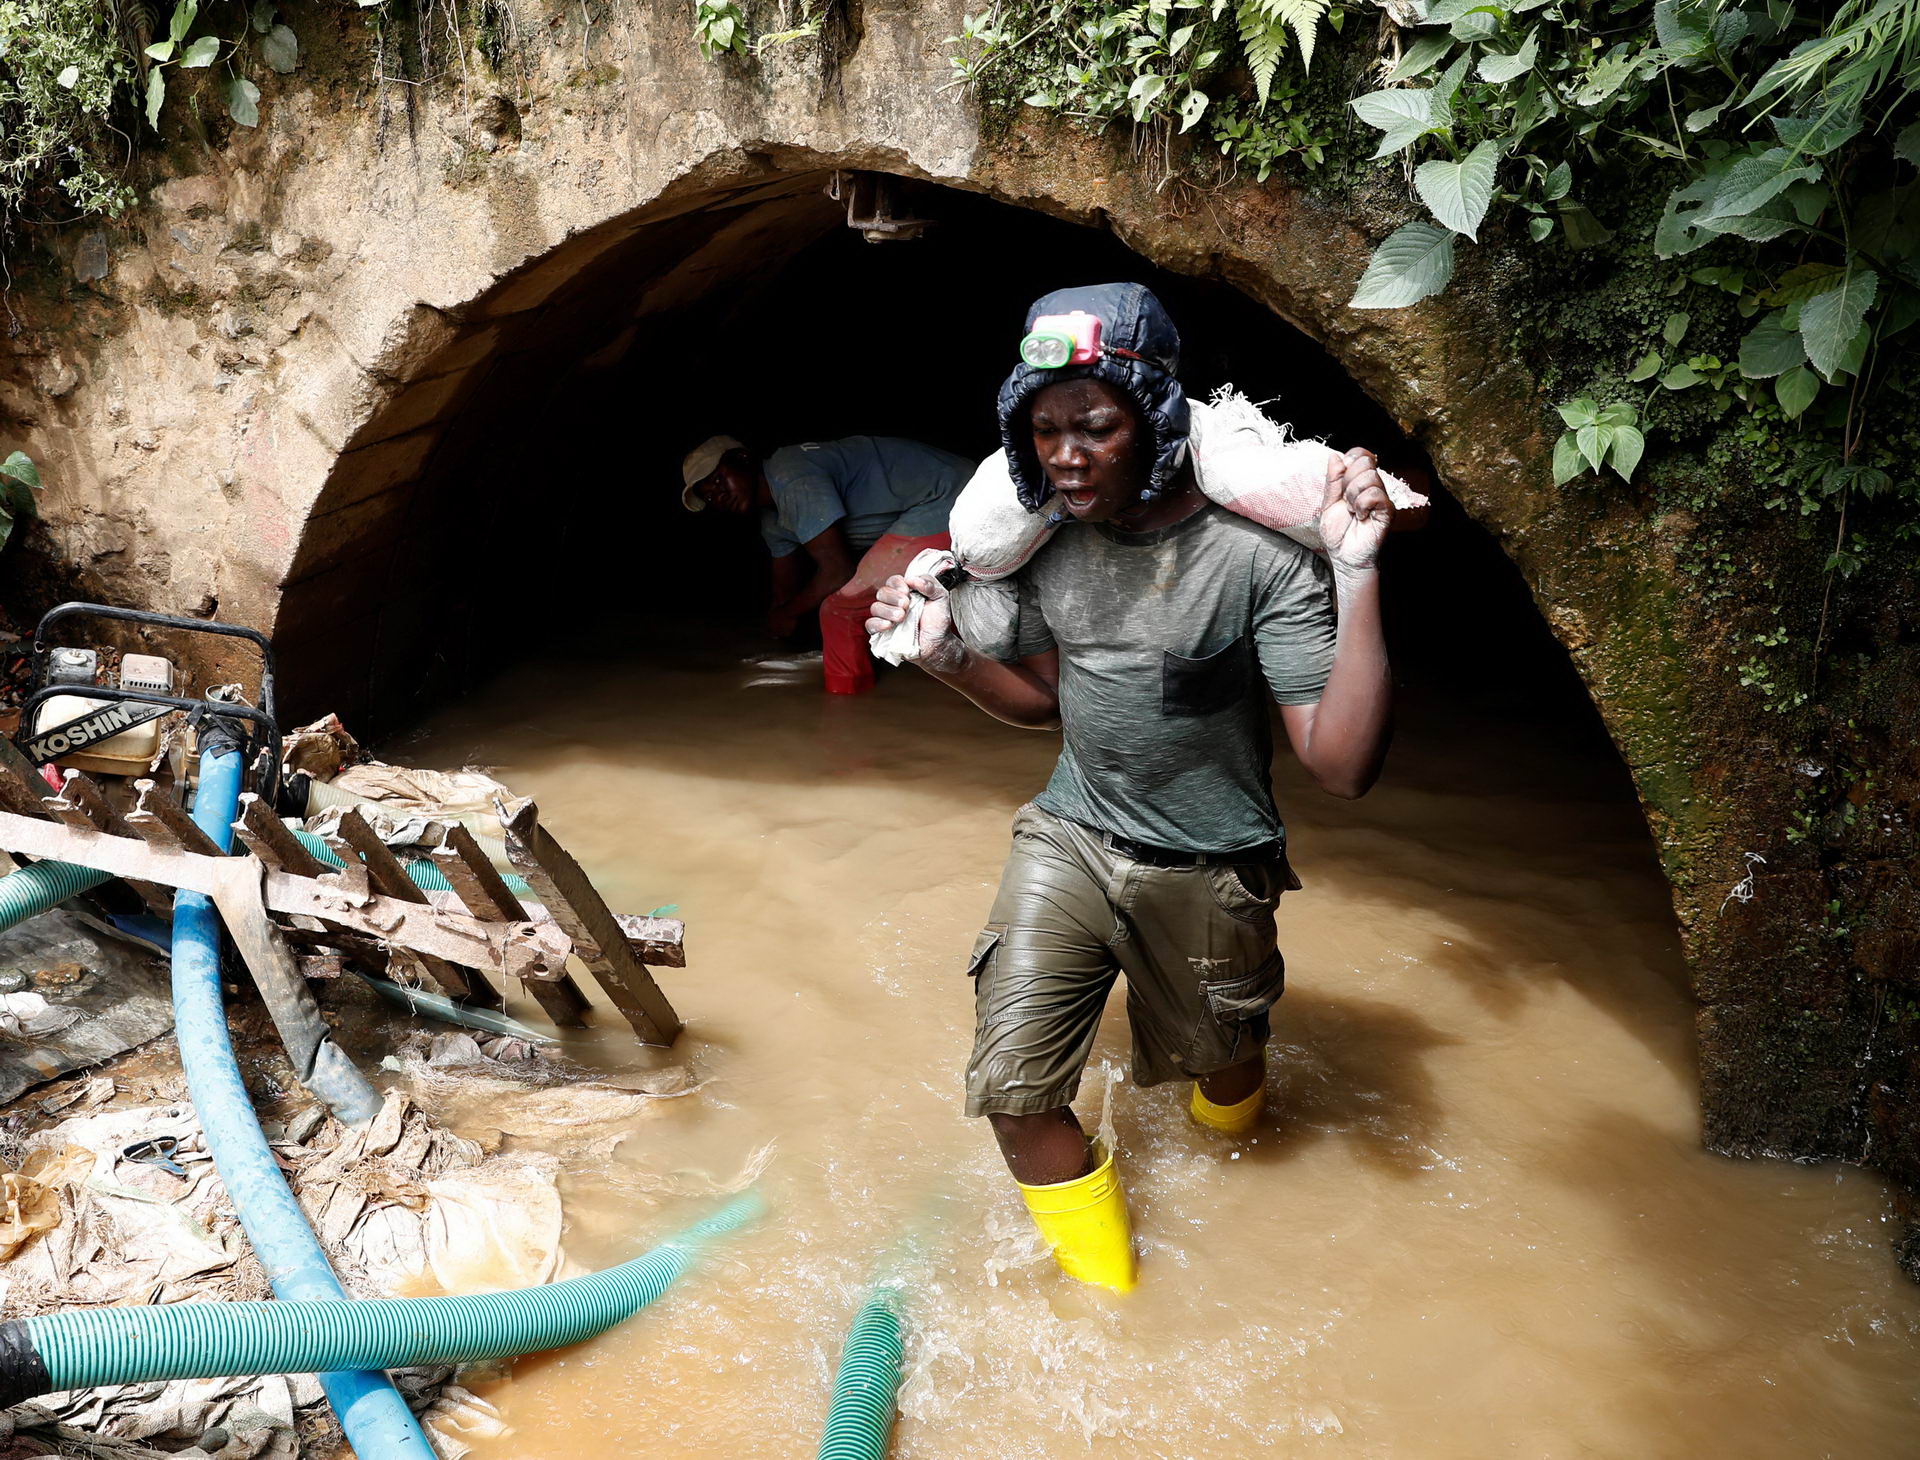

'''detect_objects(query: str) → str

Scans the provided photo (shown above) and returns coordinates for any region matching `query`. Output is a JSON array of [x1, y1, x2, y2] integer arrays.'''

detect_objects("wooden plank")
[[331, 809, 499, 1008], [129, 779, 223, 857], [0, 810, 574, 981], [233, 794, 331, 878], [54, 771, 174, 915], [498, 798, 681, 1045], [430, 823, 590, 1029]]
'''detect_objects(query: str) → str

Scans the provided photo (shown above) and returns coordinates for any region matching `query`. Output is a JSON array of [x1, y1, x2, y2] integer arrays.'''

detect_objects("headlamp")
[[1019, 310, 1103, 369]]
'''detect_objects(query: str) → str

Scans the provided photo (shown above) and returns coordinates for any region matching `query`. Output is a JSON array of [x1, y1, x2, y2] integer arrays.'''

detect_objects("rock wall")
[[0, 1, 1911, 1263]]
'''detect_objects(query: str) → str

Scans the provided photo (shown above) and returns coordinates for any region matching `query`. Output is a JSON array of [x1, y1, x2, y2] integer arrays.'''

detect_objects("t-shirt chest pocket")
[[1161, 633, 1252, 717]]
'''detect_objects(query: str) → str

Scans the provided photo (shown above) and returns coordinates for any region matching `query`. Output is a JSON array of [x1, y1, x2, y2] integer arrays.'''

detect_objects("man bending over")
[[681, 433, 970, 694], [866, 284, 1395, 1291]]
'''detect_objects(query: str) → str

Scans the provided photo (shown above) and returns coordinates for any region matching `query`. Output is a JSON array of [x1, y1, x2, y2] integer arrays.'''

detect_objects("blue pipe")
[[172, 745, 438, 1459]]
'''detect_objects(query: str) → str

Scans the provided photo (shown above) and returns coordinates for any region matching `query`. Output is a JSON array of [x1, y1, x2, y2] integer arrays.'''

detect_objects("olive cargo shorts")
[[963, 804, 1295, 1119]]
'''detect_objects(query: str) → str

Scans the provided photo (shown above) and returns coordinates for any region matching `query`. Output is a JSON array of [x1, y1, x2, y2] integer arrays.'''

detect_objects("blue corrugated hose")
[[170, 745, 439, 1459]]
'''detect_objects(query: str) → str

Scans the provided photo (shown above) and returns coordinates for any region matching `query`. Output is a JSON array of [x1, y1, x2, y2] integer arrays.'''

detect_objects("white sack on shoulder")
[[1190, 389, 1427, 552], [868, 546, 958, 666], [947, 449, 1061, 580]]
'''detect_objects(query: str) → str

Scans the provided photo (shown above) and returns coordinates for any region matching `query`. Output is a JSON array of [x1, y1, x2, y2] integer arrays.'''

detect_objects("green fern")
[[1273, 0, 1330, 73], [1236, 0, 1288, 104], [1236, 0, 1328, 103]]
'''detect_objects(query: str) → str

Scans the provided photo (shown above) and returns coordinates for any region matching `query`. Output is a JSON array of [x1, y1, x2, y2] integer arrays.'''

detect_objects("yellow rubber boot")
[[1190, 1081, 1263, 1136], [1017, 1145, 1137, 1293]]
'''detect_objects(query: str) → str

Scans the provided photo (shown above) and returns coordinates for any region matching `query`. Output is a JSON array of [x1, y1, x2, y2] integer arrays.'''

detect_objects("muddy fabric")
[[984, 503, 1337, 855], [963, 803, 1292, 1118]]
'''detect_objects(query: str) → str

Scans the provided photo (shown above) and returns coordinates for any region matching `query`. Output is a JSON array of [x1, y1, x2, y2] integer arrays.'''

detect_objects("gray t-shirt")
[[957, 504, 1337, 853]]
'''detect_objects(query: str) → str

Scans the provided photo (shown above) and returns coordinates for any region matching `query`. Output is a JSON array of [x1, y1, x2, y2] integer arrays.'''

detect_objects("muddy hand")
[[1319, 447, 1393, 572], [867, 573, 961, 671]]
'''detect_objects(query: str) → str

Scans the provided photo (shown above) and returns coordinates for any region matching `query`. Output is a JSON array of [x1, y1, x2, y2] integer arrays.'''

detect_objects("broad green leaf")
[[1556, 398, 1599, 429], [1430, 51, 1471, 127], [1898, 120, 1920, 167], [1576, 424, 1609, 473], [1477, 27, 1536, 82], [1799, 269, 1878, 379], [1451, 8, 1501, 41], [251, 1, 276, 34], [261, 22, 298, 73], [1598, 403, 1637, 428], [1541, 160, 1570, 201], [1770, 110, 1861, 158], [1528, 215, 1553, 241], [1830, 319, 1872, 380], [1350, 88, 1436, 158], [1700, 147, 1822, 223], [1662, 312, 1689, 346], [227, 76, 260, 127], [1697, 207, 1798, 242], [1349, 221, 1456, 309], [169, 0, 198, 48], [1178, 88, 1209, 132], [1783, 179, 1830, 225], [1652, 0, 1709, 55], [1571, 51, 1636, 108], [179, 35, 220, 67], [1415, 138, 1500, 240], [1420, 0, 1502, 25], [1386, 33, 1451, 83], [1661, 363, 1701, 389], [145, 40, 174, 61], [55, 64, 78, 89], [1551, 431, 1585, 485], [1685, 101, 1727, 133], [1738, 314, 1805, 378], [1626, 351, 1662, 382], [1775, 365, 1818, 419], [1608, 426, 1644, 482], [1766, 262, 1843, 308], [0, 451, 41, 493], [145, 68, 167, 130]]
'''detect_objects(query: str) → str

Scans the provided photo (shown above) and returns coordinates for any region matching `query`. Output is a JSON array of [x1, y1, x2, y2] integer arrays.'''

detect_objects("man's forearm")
[[1301, 566, 1392, 797], [921, 645, 1060, 729]]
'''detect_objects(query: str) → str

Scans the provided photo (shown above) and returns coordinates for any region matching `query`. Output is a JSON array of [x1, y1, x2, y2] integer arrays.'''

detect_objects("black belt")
[[1100, 830, 1282, 868]]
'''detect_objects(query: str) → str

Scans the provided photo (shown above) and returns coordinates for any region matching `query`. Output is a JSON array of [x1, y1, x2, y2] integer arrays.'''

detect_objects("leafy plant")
[[1552, 398, 1645, 484], [949, 0, 1344, 182], [143, 1, 300, 132], [694, 0, 748, 59], [0, 0, 138, 224], [0, 451, 41, 553]]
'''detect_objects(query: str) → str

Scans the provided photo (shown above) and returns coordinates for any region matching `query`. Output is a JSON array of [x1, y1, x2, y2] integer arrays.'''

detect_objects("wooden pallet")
[[0, 755, 683, 1046]]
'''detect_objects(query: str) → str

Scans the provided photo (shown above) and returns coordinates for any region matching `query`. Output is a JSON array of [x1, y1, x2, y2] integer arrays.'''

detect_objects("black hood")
[[996, 282, 1191, 512]]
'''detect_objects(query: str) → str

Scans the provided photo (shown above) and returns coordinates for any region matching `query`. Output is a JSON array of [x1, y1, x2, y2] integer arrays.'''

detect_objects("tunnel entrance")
[[279, 169, 1607, 778]]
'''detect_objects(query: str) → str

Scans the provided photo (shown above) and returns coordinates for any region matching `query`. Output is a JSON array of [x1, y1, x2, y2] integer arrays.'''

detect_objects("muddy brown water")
[[392, 626, 1920, 1459]]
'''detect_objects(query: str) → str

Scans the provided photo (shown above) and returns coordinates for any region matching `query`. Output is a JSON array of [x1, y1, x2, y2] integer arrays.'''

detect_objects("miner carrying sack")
[[866, 283, 1396, 1292]]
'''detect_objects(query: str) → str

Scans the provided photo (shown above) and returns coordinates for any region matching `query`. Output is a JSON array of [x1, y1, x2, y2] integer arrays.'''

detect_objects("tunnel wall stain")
[[0, 1, 1911, 1268]]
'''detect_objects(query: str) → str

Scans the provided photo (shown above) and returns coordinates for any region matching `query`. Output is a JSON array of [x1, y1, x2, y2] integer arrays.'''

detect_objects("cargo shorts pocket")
[[1190, 953, 1286, 1070], [1162, 634, 1251, 718], [966, 924, 1006, 979], [1205, 859, 1283, 923]]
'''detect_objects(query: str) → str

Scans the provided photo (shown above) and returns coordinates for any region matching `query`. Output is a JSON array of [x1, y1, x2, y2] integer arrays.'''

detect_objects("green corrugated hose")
[[817, 1287, 906, 1460], [6, 1193, 761, 1403], [291, 827, 534, 899], [0, 858, 112, 936]]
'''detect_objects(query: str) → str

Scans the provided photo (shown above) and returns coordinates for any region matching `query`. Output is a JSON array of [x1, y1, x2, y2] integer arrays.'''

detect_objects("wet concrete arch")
[[270, 150, 1542, 732]]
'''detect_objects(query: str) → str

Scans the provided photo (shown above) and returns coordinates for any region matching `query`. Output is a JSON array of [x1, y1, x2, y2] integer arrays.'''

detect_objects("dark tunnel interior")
[[341, 177, 1618, 778]]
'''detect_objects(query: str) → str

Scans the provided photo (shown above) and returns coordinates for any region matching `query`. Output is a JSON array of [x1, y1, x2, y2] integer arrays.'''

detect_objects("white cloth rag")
[[867, 548, 958, 666]]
